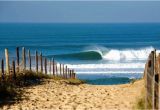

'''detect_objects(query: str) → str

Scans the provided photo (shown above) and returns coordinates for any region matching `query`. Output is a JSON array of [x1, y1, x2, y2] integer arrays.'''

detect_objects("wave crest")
[[48, 46, 157, 61], [102, 46, 155, 61], [50, 51, 102, 60]]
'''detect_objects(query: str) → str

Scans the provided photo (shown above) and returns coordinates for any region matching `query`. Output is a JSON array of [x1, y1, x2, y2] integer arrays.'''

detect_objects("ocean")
[[0, 23, 160, 85]]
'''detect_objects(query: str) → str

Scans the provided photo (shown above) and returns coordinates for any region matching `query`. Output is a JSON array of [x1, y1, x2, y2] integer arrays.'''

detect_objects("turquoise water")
[[0, 23, 160, 85]]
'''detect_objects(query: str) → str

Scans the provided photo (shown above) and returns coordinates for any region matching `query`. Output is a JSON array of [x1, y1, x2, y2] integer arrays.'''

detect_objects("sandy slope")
[[2, 79, 144, 110]]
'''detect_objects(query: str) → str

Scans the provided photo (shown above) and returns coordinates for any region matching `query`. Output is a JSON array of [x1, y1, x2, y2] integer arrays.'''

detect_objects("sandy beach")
[[2, 79, 144, 110]]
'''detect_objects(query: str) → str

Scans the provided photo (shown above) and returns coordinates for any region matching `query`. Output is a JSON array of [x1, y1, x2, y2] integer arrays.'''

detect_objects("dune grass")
[[0, 82, 21, 102], [133, 80, 145, 110], [0, 71, 52, 106], [0, 70, 83, 106], [135, 95, 145, 109], [0, 70, 54, 106], [67, 78, 86, 85]]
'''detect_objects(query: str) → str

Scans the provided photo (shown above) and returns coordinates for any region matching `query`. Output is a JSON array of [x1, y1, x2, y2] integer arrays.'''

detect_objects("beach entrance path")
[[2, 79, 144, 110]]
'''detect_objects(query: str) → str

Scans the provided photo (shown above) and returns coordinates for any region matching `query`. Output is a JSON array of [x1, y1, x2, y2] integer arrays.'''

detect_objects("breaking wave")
[[47, 46, 159, 75], [50, 46, 157, 61]]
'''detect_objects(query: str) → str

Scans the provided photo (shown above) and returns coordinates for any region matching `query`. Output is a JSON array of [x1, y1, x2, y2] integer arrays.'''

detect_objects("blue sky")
[[0, 1, 160, 23]]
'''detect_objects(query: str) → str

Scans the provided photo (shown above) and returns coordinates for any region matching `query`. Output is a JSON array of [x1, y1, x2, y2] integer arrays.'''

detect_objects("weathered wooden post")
[[28, 50, 31, 71], [74, 73, 76, 79], [72, 70, 76, 79], [40, 52, 43, 73], [49, 60, 51, 74], [68, 68, 70, 78], [5, 48, 10, 75], [63, 64, 65, 78], [65, 65, 67, 79], [12, 60, 16, 80], [1, 59, 4, 81], [44, 58, 47, 74], [71, 70, 73, 78], [60, 63, 62, 77], [158, 54, 160, 110], [153, 50, 156, 110], [35, 50, 38, 73], [22, 47, 26, 70], [146, 50, 156, 109], [154, 50, 159, 110], [154, 74, 159, 109], [69, 69, 71, 78], [16, 47, 19, 72], [55, 63, 58, 76], [52, 58, 55, 76], [69, 70, 72, 78]]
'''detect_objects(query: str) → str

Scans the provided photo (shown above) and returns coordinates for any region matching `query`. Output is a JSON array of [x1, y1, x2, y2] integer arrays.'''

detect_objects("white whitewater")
[[67, 46, 159, 76]]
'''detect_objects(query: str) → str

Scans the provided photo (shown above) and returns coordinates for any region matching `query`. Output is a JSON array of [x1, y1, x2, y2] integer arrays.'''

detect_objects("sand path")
[[2, 79, 144, 110]]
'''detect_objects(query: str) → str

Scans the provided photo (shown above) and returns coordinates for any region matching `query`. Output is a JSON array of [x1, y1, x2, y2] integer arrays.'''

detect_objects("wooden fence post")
[[12, 60, 16, 80], [71, 70, 73, 78], [74, 73, 76, 79], [5, 48, 10, 75], [158, 54, 160, 110], [55, 63, 58, 76], [28, 50, 31, 71], [22, 47, 26, 70], [65, 65, 67, 79], [68, 68, 70, 78], [72, 70, 75, 79], [154, 50, 159, 110], [153, 50, 156, 110], [44, 58, 47, 74], [35, 50, 38, 73], [60, 63, 62, 77], [144, 50, 160, 110], [154, 74, 159, 109], [146, 50, 156, 109], [16, 47, 19, 72], [1, 59, 4, 81], [52, 58, 55, 76], [49, 60, 51, 74], [63, 64, 65, 78], [40, 52, 43, 73], [69, 70, 72, 78]]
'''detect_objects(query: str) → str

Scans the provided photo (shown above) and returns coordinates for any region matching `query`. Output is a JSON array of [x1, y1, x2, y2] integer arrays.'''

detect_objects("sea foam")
[[65, 46, 159, 75]]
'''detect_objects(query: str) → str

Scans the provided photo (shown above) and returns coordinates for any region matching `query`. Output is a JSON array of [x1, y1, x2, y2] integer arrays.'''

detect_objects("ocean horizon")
[[0, 23, 160, 84]]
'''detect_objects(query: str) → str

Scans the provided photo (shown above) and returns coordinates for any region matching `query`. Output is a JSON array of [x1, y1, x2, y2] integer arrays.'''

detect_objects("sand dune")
[[2, 79, 144, 110]]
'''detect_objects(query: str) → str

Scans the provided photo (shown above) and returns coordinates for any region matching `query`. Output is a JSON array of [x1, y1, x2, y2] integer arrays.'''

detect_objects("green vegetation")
[[135, 96, 145, 109], [130, 78, 141, 84], [0, 82, 21, 101], [67, 78, 85, 85], [0, 70, 53, 106], [0, 70, 83, 106], [133, 82, 145, 110]]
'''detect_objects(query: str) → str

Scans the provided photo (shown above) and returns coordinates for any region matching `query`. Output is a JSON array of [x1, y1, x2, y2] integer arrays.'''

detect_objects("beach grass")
[[67, 78, 86, 85], [0, 70, 47, 106], [133, 80, 145, 109], [130, 78, 142, 84], [136, 96, 145, 109], [0, 82, 21, 102], [0, 70, 83, 106]]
